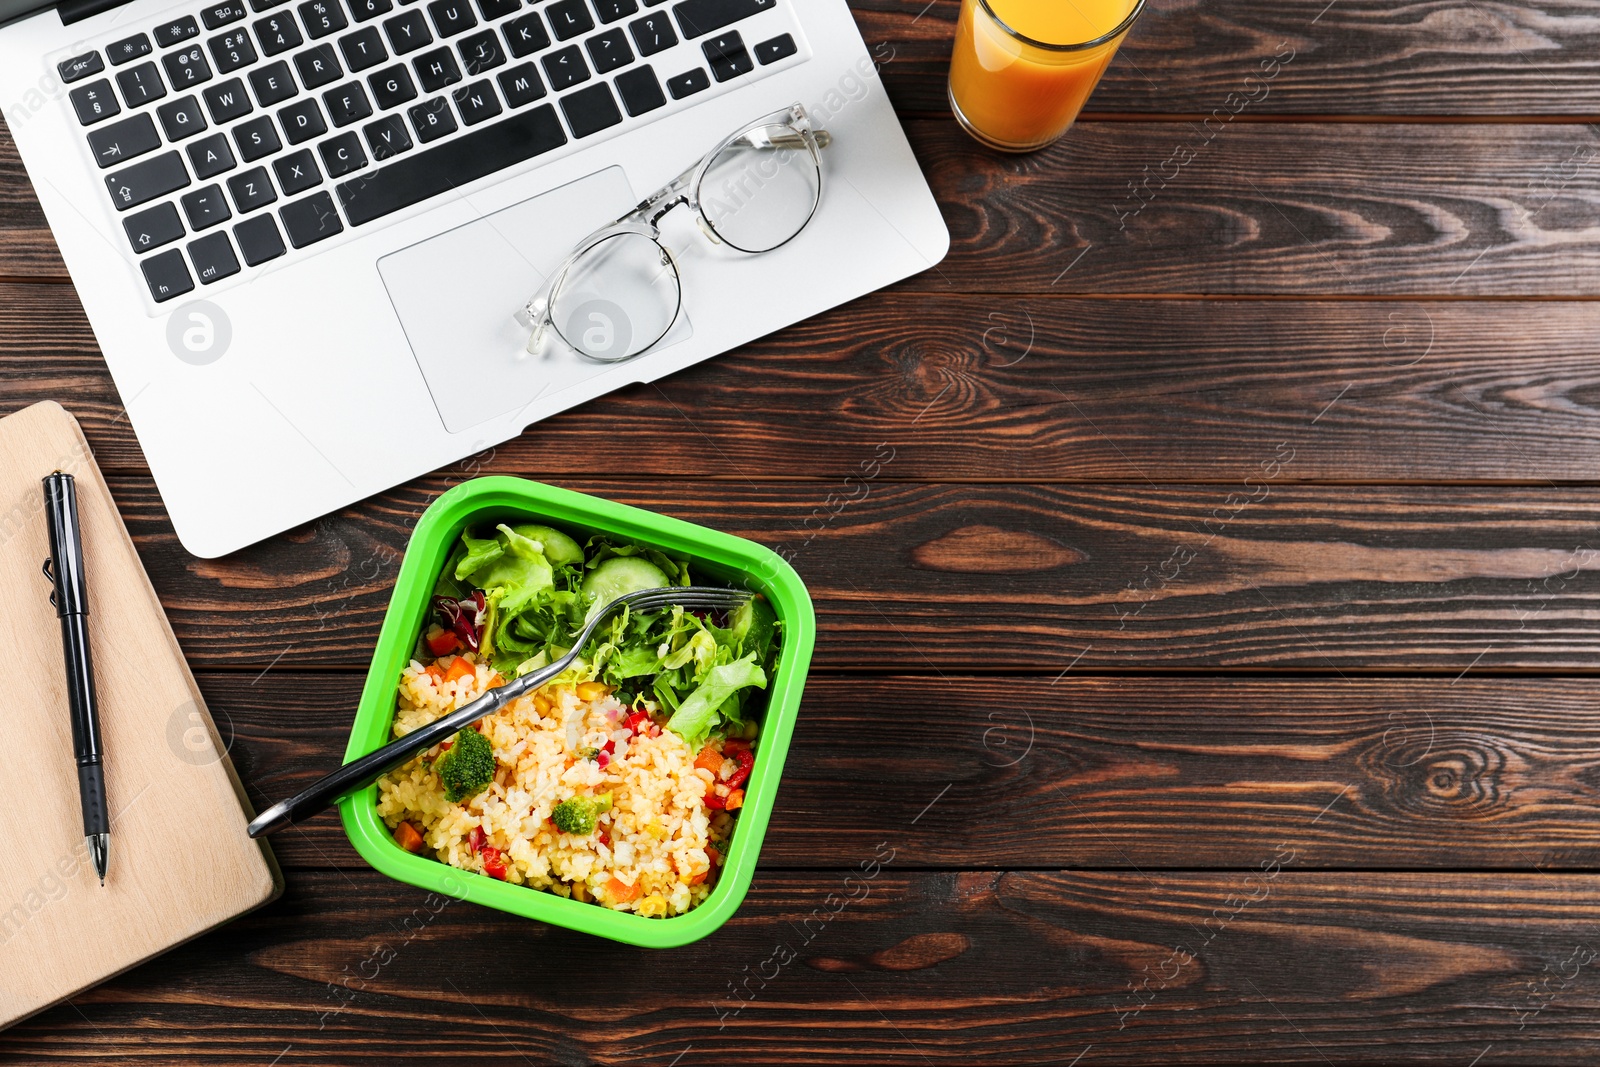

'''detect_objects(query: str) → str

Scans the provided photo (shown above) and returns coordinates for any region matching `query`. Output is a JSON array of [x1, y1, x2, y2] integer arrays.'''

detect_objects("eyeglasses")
[[516, 102, 832, 363]]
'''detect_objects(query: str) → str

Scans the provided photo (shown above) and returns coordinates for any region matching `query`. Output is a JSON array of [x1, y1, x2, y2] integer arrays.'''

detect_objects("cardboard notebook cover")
[[0, 402, 281, 1027]]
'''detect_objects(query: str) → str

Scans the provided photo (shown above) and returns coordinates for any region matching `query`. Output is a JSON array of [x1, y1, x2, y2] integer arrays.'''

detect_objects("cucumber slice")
[[509, 523, 584, 566], [581, 556, 672, 616], [731, 596, 778, 659]]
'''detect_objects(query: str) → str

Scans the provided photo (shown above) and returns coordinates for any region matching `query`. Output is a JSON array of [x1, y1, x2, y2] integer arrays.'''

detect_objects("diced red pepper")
[[597, 827, 610, 847], [481, 845, 509, 880], [467, 825, 486, 853], [424, 626, 460, 656], [723, 747, 754, 789], [704, 791, 725, 811], [624, 710, 652, 735]]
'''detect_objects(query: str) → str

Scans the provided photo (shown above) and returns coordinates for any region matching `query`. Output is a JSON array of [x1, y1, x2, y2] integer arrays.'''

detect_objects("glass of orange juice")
[[948, 0, 1146, 152]]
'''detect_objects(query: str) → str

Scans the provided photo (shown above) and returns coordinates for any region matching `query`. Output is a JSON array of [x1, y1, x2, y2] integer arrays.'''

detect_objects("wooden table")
[[4, 0, 1600, 1061]]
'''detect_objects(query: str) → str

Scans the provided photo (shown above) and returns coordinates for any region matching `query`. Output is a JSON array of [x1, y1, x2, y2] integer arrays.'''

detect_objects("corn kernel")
[[576, 681, 610, 701]]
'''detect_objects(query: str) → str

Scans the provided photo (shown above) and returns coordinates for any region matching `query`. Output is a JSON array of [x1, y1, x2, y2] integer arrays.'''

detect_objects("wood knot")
[[1364, 731, 1508, 818], [808, 933, 971, 973], [912, 525, 1084, 573]]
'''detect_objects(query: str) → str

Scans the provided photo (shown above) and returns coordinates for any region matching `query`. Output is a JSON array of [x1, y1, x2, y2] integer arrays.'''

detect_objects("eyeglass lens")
[[550, 231, 683, 362], [698, 123, 822, 253]]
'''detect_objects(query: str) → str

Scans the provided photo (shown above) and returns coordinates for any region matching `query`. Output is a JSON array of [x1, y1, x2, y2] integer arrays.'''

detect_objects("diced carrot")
[[694, 744, 724, 776], [725, 788, 744, 811], [606, 877, 641, 903], [688, 870, 708, 886], [487, 672, 506, 689], [706, 846, 722, 866], [425, 662, 446, 682], [443, 657, 476, 683], [393, 821, 425, 853]]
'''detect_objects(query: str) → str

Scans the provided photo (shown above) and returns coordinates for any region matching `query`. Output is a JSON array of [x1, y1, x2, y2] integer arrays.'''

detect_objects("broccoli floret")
[[551, 792, 613, 835], [436, 728, 496, 802]]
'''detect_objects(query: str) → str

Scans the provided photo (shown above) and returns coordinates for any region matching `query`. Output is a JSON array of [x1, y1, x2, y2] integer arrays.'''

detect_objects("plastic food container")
[[339, 476, 815, 947]]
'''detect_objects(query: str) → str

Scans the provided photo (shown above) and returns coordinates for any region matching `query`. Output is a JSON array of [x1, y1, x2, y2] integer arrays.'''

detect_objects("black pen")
[[42, 472, 110, 886]]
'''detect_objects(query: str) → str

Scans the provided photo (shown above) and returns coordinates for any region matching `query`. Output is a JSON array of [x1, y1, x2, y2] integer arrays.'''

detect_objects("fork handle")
[[246, 663, 557, 838]]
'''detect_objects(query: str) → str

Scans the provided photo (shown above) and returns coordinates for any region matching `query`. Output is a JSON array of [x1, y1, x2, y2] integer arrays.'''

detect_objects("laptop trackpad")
[[378, 166, 692, 433]]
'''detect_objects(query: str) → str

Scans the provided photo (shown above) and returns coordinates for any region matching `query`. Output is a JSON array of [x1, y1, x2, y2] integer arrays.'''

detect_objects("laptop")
[[0, 0, 949, 557]]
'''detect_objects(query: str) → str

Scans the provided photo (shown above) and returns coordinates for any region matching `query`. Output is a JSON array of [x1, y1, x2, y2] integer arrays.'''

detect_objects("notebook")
[[0, 401, 280, 1027]]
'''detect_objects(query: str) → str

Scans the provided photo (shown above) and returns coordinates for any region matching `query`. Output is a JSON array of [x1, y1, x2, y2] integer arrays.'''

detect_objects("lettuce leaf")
[[666, 654, 767, 750]]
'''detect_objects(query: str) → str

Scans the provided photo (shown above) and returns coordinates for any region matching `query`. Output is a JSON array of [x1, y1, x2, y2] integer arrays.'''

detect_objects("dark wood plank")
[[0, 119, 62, 280], [9, 121, 1600, 295], [11, 288, 1600, 483], [3, 867, 1596, 1064], [855, 0, 1600, 118], [215, 672, 1600, 872], [110, 477, 1600, 672]]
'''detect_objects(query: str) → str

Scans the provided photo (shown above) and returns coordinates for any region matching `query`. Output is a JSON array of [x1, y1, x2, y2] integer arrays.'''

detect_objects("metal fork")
[[247, 585, 752, 838]]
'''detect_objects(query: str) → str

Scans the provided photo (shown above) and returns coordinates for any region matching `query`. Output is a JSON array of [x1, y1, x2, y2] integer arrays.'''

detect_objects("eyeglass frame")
[[517, 102, 833, 363]]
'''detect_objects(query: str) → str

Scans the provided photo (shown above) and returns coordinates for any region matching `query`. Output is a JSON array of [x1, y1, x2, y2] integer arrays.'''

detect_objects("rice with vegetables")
[[375, 521, 774, 916]]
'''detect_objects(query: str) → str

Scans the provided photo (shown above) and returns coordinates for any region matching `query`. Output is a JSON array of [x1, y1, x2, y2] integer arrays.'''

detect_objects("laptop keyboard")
[[60, 0, 800, 303]]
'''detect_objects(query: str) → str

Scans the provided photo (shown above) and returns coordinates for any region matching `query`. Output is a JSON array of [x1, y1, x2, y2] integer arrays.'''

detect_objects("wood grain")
[[213, 672, 1600, 872], [1, 867, 1596, 1064], [853, 0, 1600, 117], [9, 287, 1600, 484], [104, 477, 1600, 672]]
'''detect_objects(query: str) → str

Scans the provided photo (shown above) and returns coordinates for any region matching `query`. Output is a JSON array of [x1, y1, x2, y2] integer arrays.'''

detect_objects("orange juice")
[[948, 0, 1143, 152]]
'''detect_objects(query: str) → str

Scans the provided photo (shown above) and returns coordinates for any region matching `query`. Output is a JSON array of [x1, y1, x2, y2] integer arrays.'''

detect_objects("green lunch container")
[[339, 476, 815, 947]]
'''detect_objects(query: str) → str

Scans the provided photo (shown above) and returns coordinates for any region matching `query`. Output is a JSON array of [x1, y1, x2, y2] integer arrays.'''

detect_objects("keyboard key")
[[154, 15, 202, 47], [200, 1, 248, 29], [503, 12, 549, 57], [383, 9, 433, 53], [123, 201, 185, 253], [106, 150, 190, 211], [141, 249, 194, 302], [69, 80, 120, 125], [294, 43, 343, 87], [116, 61, 167, 106], [671, 0, 772, 39], [559, 81, 620, 137], [162, 45, 213, 88], [249, 60, 297, 104], [664, 66, 706, 98], [187, 131, 237, 177], [369, 63, 417, 107], [541, 44, 586, 90], [753, 31, 793, 64], [181, 183, 232, 228], [452, 79, 500, 124], [203, 77, 254, 122], [157, 95, 208, 140], [348, 0, 394, 20], [407, 95, 456, 141], [427, 0, 476, 37], [628, 12, 675, 56], [234, 213, 286, 264], [251, 0, 290, 10], [363, 113, 412, 157], [108, 34, 153, 65], [476, 0, 518, 18], [614, 64, 663, 116], [280, 98, 329, 142], [300, 0, 349, 37], [254, 12, 302, 53], [233, 114, 282, 159], [208, 29, 259, 72], [458, 29, 504, 73], [59, 52, 104, 83], [324, 81, 373, 124], [88, 113, 160, 168], [585, 28, 631, 73], [496, 61, 544, 107], [413, 46, 461, 90], [702, 30, 749, 81], [545, 0, 593, 41], [228, 165, 278, 210], [189, 230, 241, 282], [593, 0, 637, 23], [318, 130, 368, 174], [338, 101, 563, 224], [274, 147, 323, 193], [340, 26, 388, 69], [280, 190, 344, 247]]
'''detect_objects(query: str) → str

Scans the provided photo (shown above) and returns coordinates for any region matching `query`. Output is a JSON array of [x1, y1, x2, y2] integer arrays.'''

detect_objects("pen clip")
[[41, 557, 56, 608]]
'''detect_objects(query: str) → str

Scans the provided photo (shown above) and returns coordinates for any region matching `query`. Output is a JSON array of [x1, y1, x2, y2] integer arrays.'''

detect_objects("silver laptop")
[[0, 0, 948, 556]]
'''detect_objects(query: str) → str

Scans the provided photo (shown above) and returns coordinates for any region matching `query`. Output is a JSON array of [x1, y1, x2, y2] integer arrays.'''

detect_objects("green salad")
[[421, 522, 780, 749]]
